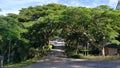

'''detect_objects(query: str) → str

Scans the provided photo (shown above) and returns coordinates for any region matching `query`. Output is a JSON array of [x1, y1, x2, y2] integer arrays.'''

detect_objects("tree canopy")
[[0, 4, 120, 64]]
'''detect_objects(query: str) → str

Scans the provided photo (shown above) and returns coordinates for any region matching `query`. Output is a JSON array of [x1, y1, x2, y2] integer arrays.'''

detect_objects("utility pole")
[[116, 0, 120, 10]]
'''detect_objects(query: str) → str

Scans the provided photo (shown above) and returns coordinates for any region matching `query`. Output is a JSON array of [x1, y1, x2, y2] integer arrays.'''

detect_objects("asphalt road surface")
[[23, 44, 120, 68], [23, 57, 120, 68]]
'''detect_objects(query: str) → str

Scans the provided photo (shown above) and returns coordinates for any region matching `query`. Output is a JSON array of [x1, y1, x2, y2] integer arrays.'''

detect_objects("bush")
[[67, 52, 84, 58], [70, 54, 84, 58]]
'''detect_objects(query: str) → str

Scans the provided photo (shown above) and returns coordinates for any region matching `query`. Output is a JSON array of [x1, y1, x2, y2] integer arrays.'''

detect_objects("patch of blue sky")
[[0, 0, 118, 15]]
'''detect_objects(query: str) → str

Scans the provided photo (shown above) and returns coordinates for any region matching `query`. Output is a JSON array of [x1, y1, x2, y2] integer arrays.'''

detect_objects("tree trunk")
[[75, 42, 79, 54], [75, 46, 78, 55], [101, 47, 105, 56], [44, 36, 50, 45], [47, 38, 50, 45], [87, 43, 89, 56], [8, 40, 12, 65], [84, 44, 87, 56]]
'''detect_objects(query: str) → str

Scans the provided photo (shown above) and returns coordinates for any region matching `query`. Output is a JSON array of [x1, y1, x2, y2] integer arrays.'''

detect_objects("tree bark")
[[8, 40, 12, 65], [47, 38, 50, 45], [75, 43, 79, 55], [101, 47, 105, 56]]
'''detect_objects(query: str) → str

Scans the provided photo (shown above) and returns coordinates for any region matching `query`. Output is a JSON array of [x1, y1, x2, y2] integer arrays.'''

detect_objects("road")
[[23, 44, 120, 68]]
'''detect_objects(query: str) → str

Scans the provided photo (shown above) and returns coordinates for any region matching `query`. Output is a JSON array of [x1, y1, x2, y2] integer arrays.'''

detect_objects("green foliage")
[[67, 52, 84, 58], [96, 5, 113, 11], [61, 5, 120, 56], [0, 13, 29, 64], [0, 3, 120, 65]]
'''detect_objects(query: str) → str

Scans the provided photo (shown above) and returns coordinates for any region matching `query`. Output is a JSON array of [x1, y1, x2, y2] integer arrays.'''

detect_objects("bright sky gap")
[[0, 0, 118, 15]]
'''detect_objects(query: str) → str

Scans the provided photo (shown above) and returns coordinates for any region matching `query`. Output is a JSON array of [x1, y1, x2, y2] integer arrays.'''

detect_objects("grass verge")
[[82, 56, 120, 60], [67, 53, 120, 60], [3, 59, 36, 68]]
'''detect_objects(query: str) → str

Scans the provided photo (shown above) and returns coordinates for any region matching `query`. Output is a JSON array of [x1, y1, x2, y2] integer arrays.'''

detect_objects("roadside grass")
[[3, 59, 37, 68], [83, 55, 120, 60], [67, 53, 120, 60]]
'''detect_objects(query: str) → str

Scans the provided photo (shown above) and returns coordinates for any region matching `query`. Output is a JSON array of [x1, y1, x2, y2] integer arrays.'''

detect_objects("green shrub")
[[67, 52, 84, 58], [70, 54, 84, 58]]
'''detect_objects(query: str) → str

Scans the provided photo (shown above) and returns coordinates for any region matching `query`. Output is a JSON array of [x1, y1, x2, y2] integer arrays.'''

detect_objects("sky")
[[0, 0, 118, 15]]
